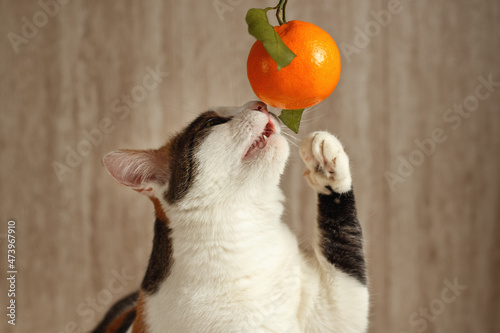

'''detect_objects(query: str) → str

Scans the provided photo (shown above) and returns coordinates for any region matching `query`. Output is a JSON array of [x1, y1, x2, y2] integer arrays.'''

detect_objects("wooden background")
[[1, 0, 499, 332]]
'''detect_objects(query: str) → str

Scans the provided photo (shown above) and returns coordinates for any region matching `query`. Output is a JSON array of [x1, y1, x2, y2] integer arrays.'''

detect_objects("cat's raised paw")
[[299, 131, 352, 194]]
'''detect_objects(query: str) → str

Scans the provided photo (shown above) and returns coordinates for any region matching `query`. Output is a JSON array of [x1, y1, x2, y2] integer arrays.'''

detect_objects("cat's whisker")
[[286, 140, 299, 149], [280, 130, 295, 137], [281, 131, 301, 141], [300, 116, 325, 124], [281, 133, 300, 148], [302, 115, 325, 121]]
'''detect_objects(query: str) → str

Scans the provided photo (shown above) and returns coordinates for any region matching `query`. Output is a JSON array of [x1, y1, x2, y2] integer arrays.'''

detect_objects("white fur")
[[299, 132, 352, 194], [129, 103, 368, 332]]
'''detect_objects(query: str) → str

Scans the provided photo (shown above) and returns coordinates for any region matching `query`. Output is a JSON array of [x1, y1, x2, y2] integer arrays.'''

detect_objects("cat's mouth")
[[244, 120, 276, 158]]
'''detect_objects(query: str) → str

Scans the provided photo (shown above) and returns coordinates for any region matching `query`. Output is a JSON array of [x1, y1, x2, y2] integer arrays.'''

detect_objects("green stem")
[[276, 0, 288, 25]]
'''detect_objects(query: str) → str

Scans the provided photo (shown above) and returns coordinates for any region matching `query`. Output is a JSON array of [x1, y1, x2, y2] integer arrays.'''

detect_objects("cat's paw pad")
[[299, 131, 352, 194]]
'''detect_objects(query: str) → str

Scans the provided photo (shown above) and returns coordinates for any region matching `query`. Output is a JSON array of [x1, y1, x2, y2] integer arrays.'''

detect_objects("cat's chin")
[[242, 135, 290, 181]]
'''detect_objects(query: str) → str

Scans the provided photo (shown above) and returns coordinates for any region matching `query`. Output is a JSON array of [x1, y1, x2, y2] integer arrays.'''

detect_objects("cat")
[[92, 101, 369, 333]]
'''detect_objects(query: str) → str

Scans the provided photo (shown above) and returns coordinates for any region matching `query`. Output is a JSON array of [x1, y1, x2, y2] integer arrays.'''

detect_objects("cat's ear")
[[102, 149, 169, 198]]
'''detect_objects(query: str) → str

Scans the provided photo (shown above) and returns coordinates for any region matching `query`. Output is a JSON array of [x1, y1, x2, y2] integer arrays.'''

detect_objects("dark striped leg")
[[317, 187, 366, 284]]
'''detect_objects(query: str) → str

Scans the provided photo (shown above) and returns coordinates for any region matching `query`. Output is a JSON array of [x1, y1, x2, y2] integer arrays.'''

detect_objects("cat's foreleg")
[[299, 132, 369, 332], [299, 131, 369, 328], [299, 131, 366, 284]]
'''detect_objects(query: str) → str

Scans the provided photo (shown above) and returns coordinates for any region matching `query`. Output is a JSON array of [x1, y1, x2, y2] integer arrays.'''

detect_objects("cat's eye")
[[204, 118, 227, 128]]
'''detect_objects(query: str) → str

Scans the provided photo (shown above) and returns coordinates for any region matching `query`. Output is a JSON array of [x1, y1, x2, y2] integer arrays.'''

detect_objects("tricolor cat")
[[92, 101, 369, 333]]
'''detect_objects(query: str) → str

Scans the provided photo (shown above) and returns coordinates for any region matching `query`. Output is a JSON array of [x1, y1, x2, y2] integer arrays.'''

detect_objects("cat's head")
[[102, 101, 290, 213]]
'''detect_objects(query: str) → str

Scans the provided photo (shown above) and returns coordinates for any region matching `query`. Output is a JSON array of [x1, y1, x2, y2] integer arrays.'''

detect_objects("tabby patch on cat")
[[92, 101, 369, 333]]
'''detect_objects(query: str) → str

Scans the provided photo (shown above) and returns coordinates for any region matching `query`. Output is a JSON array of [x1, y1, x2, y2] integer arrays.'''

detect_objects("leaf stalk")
[[276, 0, 289, 25]]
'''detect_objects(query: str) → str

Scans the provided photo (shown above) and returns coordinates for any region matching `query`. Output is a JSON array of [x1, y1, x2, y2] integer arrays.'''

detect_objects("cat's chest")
[[145, 269, 302, 332], [143, 236, 303, 332], [144, 208, 302, 331]]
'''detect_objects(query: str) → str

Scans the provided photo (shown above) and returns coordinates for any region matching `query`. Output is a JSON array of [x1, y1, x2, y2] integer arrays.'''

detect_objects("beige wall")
[[1, 0, 499, 332]]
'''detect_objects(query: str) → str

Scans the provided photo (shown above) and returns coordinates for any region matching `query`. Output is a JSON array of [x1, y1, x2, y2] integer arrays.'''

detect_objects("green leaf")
[[246, 8, 296, 70], [278, 109, 305, 133]]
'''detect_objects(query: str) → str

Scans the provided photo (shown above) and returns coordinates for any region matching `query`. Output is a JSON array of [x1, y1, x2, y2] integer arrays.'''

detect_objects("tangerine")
[[247, 20, 341, 110]]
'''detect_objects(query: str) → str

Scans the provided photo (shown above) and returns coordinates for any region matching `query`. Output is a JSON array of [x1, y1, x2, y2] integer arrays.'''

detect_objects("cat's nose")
[[249, 101, 269, 115]]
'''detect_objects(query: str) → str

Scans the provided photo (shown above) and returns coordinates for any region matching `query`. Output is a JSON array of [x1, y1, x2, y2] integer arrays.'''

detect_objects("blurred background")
[[1, 0, 499, 332]]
